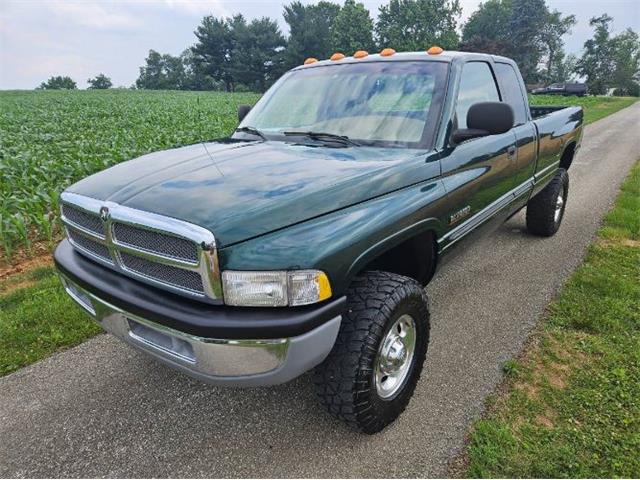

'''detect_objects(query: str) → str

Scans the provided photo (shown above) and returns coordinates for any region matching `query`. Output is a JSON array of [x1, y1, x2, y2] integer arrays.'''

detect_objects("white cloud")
[[162, 0, 230, 16], [45, 1, 141, 30]]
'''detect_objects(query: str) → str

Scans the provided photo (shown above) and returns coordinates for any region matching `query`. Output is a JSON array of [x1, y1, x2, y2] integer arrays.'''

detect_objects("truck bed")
[[530, 104, 584, 194], [530, 105, 572, 119]]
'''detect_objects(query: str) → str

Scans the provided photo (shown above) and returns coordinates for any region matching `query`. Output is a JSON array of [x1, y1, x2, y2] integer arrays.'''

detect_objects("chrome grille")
[[119, 252, 204, 293], [60, 192, 222, 304], [62, 204, 104, 235], [66, 228, 113, 263], [112, 222, 198, 262]]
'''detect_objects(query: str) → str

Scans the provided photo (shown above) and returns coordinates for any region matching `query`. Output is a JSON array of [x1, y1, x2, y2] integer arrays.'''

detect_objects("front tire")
[[313, 271, 430, 434], [526, 168, 569, 237]]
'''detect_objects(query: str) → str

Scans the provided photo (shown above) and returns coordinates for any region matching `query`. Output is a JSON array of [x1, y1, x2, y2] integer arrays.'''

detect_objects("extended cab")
[[55, 50, 583, 433]]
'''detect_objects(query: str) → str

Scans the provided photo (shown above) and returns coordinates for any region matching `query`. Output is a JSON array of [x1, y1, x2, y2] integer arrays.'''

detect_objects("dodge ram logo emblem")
[[100, 206, 110, 221]]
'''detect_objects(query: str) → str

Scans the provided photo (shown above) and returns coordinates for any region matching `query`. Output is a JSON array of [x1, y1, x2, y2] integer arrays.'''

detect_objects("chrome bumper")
[[60, 274, 341, 386]]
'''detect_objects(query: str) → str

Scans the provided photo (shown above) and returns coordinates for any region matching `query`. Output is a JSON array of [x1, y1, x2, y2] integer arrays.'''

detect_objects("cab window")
[[455, 62, 500, 129], [494, 62, 528, 125]]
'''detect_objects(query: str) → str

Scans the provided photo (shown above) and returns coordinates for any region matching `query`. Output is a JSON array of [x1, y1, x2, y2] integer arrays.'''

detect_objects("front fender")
[[219, 178, 448, 296]]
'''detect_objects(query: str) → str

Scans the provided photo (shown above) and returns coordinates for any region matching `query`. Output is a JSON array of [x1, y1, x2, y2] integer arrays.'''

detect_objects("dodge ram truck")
[[55, 49, 583, 433]]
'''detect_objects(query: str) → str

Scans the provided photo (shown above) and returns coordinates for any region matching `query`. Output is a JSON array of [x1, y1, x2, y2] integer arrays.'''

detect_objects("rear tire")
[[526, 168, 569, 237], [313, 271, 430, 434]]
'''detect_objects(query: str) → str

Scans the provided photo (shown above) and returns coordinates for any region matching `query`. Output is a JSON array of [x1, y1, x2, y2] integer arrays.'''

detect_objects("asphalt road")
[[1, 103, 639, 478]]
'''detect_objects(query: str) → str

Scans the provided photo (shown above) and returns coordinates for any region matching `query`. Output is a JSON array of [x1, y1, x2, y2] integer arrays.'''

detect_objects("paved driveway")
[[1, 103, 639, 478]]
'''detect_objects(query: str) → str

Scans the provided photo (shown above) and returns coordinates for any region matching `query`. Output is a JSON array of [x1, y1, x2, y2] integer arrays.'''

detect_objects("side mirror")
[[451, 102, 514, 144], [238, 105, 252, 122]]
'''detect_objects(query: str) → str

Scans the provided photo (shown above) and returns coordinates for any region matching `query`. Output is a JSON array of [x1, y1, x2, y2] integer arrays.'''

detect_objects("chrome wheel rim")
[[374, 314, 417, 399], [554, 186, 564, 223]]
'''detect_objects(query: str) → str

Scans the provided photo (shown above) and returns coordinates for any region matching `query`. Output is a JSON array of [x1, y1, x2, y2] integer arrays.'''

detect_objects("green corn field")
[[0, 89, 635, 261], [0, 89, 259, 260]]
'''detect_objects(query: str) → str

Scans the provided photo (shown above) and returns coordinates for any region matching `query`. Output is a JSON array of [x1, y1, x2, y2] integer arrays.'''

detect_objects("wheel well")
[[357, 230, 438, 286], [560, 142, 577, 170]]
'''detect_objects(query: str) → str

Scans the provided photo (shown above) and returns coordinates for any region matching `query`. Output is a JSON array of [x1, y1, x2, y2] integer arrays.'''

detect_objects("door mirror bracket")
[[451, 128, 489, 144], [238, 105, 252, 122]]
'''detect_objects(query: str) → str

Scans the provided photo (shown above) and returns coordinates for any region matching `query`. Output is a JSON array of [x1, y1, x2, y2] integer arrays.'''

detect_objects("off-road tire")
[[526, 168, 569, 237], [313, 271, 430, 434]]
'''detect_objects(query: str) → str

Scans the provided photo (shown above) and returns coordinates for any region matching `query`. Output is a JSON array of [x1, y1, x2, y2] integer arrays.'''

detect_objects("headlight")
[[222, 270, 332, 307]]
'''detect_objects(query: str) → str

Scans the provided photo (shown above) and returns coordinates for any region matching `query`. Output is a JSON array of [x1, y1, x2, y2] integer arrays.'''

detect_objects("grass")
[[0, 89, 260, 260], [529, 94, 638, 124], [0, 266, 102, 376], [463, 161, 640, 478]]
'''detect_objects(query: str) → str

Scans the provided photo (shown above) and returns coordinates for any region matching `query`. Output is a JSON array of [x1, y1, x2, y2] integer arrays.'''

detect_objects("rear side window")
[[494, 62, 528, 125], [455, 62, 500, 128]]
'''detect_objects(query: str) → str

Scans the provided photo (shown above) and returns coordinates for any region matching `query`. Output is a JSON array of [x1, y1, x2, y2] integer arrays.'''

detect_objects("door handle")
[[507, 145, 517, 160]]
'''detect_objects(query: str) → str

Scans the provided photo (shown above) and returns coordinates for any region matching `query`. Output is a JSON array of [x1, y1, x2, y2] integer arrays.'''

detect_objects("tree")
[[461, 0, 575, 84], [461, 0, 512, 56], [231, 16, 286, 91], [547, 52, 578, 83], [375, 0, 461, 52], [283, 1, 341, 69], [180, 49, 223, 91], [507, 0, 548, 83], [136, 50, 165, 89], [37, 76, 77, 90], [135, 50, 187, 90], [610, 28, 640, 96], [87, 74, 113, 89], [192, 14, 286, 92], [576, 15, 640, 96], [576, 15, 617, 95], [330, 0, 375, 55], [192, 16, 235, 91], [540, 10, 576, 83]]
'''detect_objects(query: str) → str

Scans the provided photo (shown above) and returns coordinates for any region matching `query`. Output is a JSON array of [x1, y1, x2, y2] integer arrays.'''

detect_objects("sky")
[[0, 0, 638, 89]]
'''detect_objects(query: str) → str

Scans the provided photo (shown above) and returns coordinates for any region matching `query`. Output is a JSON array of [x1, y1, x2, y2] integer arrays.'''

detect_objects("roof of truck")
[[293, 50, 515, 70]]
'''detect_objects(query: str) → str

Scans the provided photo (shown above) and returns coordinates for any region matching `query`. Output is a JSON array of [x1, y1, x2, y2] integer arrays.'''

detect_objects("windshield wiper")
[[283, 130, 360, 147], [235, 126, 267, 141]]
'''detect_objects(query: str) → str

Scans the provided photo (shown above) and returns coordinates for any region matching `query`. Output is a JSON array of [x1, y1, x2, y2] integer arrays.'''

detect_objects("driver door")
[[439, 61, 518, 251]]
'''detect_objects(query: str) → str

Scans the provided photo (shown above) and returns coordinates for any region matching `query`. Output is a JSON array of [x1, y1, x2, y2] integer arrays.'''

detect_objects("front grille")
[[119, 252, 204, 293], [67, 228, 113, 263], [62, 204, 104, 235], [112, 222, 198, 263], [60, 192, 220, 303]]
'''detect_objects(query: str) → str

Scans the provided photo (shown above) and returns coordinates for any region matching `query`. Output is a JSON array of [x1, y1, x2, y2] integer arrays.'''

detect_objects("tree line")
[[38, 73, 113, 90], [38, 0, 639, 96]]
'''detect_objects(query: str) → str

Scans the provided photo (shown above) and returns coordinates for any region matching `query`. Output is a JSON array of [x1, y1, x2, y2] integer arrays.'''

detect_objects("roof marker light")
[[380, 48, 396, 57], [330, 52, 346, 61], [427, 46, 443, 55], [353, 50, 369, 59], [304, 57, 318, 65]]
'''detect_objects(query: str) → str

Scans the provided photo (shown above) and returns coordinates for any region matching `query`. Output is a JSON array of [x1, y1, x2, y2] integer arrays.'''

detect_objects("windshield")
[[239, 61, 449, 148]]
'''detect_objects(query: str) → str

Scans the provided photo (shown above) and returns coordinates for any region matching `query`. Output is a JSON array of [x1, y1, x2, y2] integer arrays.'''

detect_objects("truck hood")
[[68, 140, 435, 246]]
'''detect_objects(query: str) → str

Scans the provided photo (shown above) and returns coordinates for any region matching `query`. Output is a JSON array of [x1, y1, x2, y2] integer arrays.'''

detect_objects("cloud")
[[162, 0, 230, 17], [44, 1, 141, 30]]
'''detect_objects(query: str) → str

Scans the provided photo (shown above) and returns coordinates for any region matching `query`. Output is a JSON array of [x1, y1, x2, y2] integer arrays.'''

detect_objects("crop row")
[[0, 89, 259, 260]]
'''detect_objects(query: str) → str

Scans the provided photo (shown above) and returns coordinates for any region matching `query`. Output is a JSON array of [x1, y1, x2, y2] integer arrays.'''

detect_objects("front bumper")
[[55, 240, 344, 386]]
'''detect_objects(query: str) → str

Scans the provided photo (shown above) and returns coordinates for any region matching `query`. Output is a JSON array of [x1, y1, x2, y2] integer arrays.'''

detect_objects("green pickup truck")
[[55, 50, 583, 433]]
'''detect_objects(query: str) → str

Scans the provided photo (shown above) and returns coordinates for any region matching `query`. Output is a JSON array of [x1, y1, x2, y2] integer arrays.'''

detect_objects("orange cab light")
[[330, 52, 346, 61], [353, 50, 369, 59], [304, 57, 318, 65], [380, 48, 396, 57], [427, 46, 444, 55]]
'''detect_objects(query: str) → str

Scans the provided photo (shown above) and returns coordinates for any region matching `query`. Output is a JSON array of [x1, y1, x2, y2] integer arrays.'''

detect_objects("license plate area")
[[127, 318, 195, 364]]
